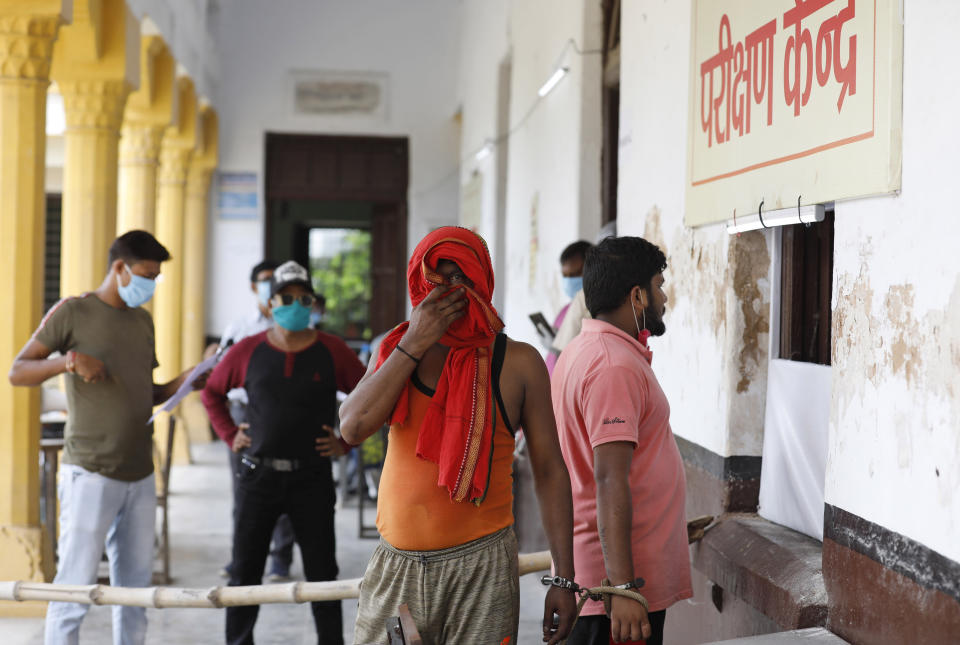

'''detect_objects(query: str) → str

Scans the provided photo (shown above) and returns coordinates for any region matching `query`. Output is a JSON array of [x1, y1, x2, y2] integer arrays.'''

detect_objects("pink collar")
[[581, 319, 653, 363]]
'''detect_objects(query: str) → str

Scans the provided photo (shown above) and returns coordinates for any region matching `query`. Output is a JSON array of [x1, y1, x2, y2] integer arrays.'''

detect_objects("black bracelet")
[[541, 575, 580, 593], [395, 345, 421, 365]]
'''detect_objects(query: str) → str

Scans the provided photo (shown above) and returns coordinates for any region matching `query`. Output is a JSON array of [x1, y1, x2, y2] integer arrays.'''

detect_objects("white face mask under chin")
[[630, 298, 647, 337]]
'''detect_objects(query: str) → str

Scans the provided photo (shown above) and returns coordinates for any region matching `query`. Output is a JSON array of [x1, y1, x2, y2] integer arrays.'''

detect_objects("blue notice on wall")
[[218, 172, 259, 220]]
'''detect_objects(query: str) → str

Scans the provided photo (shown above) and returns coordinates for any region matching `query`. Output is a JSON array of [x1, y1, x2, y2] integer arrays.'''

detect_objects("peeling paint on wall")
[[644, 205, 728, 341], [831, 251, 960, 558], [834, 268, 960, 411], [729, 232, 771, 393], [886, 285, 921, 386], [639, 204, 771, 456]]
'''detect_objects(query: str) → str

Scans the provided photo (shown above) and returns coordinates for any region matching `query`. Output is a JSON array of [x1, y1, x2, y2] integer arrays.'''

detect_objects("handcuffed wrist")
[[541, 575, 580, 593]]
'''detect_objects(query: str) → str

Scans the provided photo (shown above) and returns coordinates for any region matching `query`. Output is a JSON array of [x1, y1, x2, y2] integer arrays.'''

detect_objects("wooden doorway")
[[265, 134, 409, 341]]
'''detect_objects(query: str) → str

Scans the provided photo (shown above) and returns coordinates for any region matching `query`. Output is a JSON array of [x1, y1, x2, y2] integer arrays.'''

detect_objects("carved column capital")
[[158, 139, 193, 185], [120, 121, 165, 166], [59, 79, 129, 131], [0, 14, 60, 81]]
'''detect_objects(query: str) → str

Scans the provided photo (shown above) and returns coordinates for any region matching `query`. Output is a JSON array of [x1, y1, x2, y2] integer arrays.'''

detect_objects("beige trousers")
[[353, 526, 520, 645]]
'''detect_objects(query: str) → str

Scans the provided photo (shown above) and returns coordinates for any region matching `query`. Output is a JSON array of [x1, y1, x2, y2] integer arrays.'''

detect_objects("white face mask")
[[631, 297, 646, 335], [256, 280, 272, 307], [116, 265, 157, 308]]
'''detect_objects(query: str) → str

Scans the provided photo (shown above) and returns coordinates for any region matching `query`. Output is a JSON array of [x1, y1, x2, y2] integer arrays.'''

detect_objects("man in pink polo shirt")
[[552, 236, 691, 644]]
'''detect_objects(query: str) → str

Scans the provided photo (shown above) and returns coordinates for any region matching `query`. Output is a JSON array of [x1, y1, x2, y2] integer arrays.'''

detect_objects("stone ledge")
[[705, 627, 847, 644], [695, 514, 828, 630]]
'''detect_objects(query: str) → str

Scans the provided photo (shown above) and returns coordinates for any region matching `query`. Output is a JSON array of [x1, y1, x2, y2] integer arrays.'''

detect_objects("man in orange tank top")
[[341, 227, 577, 645]]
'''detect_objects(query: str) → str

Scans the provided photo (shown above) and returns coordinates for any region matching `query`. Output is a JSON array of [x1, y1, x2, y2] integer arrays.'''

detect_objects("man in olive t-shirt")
[[35, 294, 158, 481], [9, 231, 208, 645]]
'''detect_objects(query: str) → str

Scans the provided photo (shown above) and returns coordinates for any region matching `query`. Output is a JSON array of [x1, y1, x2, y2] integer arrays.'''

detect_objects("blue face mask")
[[309, 311, 324, 327], [272, 302, 312, 331], [562, 276, 583, 300], [256, 281, 272, 307], [117, 265, 157, 308]]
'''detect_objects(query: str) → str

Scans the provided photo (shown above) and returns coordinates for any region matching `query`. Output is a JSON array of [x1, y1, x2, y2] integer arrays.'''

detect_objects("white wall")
[[456, 0, 510, 310], [825, 0, 960, 562], [618, 0, 960, 563], [617, 0, 770, 459], [498, 0, 603, 347], [206, 0, 462, 334], [126, 0, 218, 104]]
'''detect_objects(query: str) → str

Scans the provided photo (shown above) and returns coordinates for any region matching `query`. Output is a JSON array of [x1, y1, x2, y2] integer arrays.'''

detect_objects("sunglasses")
[[272, 293, 315, 307]]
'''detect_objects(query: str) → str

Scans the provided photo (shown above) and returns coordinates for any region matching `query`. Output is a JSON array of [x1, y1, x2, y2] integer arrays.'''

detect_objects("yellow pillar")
[[180, 106, 217, 446], [117, 34, 175, 235], [51, 0, 138, 298], [182, 106, 217, 371], [154, 77, 196, 464], [0, 1, 66, 614]]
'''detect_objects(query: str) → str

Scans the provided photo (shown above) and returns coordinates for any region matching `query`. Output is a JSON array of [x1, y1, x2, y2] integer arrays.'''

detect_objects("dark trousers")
[[226, 460, 343, 645], [566, 609, 666, 645], [228, 451, 295, 571]]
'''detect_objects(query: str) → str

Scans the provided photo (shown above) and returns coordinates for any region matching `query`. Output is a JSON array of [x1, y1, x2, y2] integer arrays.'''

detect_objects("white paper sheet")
[[758, 359, 832, 540], [148, 353, 220, 424]]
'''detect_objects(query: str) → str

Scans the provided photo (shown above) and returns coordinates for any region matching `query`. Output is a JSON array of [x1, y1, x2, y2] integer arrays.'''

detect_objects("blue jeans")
[[44, 464, 156, 645]]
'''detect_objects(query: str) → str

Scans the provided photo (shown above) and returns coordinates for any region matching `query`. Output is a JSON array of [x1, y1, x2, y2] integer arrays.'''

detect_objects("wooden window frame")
[[779, 208, 835, 365]]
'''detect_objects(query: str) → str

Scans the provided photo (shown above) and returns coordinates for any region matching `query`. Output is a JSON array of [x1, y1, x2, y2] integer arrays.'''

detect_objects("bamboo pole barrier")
[[0, 551, 554, 608]]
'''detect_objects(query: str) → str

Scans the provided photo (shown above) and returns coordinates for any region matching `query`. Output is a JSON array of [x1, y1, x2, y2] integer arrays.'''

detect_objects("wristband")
[[395, 345, 421, 365], [65, 350, 77, 374], [540, 575, 580, 593]]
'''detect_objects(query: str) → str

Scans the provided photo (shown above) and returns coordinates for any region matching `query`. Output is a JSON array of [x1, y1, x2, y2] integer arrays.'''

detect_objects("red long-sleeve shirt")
[[202, 330, 365, 457]]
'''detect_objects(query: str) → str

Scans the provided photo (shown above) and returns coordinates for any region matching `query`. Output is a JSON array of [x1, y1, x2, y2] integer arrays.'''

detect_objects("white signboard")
[[686, 0, 903, 226]]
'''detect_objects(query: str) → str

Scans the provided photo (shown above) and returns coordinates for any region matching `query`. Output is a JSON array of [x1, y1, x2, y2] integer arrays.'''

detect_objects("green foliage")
[[310, 229, 372, 339], [360, 430, 386, 466]]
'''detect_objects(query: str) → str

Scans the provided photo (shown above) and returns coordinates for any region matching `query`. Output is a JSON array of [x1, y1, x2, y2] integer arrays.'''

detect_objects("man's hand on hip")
[[315, 425, 345, 457], [609, 594, 651, 643], [542, 586, 576, 644], [232, 424, 252, 453]]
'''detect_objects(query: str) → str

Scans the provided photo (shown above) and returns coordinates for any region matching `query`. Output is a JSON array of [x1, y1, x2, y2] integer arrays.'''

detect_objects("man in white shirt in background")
[[217, 260, 280, 352]]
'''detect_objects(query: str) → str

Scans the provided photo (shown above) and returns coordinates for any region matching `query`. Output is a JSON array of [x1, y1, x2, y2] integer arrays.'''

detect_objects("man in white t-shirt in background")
[[217, 260, 279, 351]]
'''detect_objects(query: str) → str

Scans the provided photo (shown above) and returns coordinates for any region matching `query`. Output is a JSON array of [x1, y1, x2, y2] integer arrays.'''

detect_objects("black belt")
[[240, 454, 320, 472]]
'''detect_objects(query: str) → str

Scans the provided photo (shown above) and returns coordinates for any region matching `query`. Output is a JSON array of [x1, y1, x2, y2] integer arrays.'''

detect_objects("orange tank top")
[[376, 347, 515, 551]]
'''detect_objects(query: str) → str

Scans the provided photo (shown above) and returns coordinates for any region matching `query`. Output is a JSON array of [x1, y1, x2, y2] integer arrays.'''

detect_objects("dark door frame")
[[264, 133, 409, 336]]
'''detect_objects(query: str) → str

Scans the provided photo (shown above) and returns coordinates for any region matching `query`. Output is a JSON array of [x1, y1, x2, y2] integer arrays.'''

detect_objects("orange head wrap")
[[375, 227, 504, 503]]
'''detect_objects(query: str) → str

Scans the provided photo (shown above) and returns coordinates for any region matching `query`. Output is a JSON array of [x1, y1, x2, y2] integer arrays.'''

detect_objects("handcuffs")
[[540, 575, 580, 593], [541, 574, 646, 606]]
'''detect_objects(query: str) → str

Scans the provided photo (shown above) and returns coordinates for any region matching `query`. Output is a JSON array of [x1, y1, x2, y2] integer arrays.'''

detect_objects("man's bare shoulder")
[[502, 336, 548, 376]]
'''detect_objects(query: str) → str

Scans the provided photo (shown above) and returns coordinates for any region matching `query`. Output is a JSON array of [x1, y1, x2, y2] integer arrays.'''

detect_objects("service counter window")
[[758, 208, 834, 540]]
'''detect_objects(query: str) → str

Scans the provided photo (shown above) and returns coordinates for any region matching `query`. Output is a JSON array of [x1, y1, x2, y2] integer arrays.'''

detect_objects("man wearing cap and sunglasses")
[[202, 260, 366, 645]]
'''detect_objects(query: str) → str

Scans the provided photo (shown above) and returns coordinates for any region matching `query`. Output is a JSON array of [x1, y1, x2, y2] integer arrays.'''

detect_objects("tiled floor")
[[1, 442, 553, 644]]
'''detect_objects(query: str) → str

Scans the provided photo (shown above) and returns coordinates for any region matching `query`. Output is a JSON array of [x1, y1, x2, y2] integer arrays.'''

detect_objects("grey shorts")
[[353, 526, 520, 645]]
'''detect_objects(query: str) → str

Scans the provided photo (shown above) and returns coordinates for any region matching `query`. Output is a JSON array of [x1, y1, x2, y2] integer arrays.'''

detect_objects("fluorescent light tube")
[[475, 143, 492, 162], [726, 204, 825, 234], [538, 67, 569, 97]]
